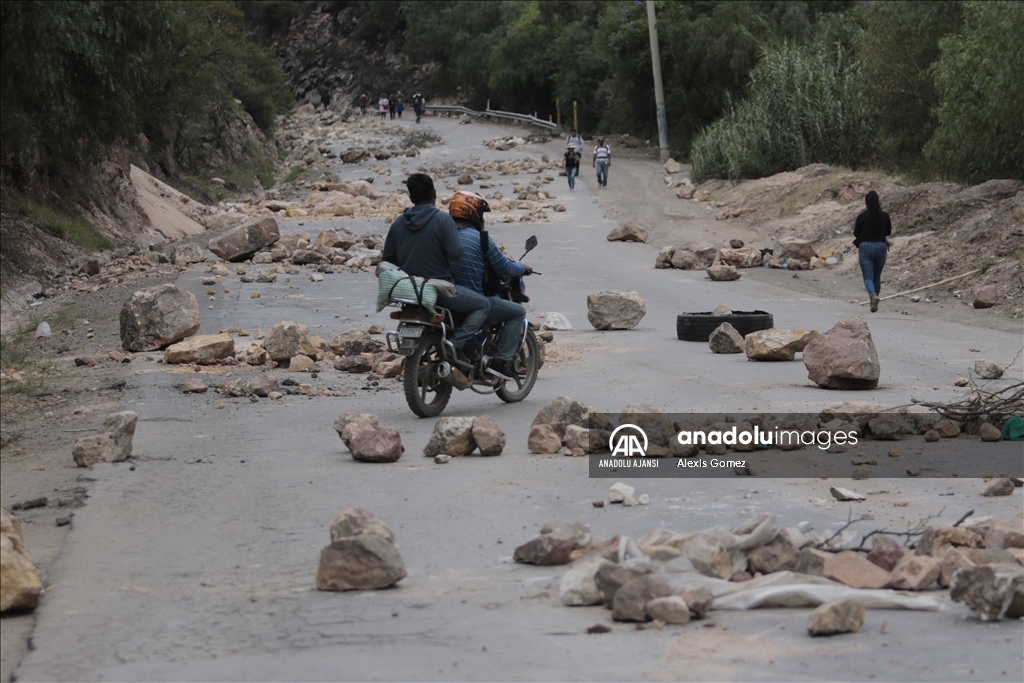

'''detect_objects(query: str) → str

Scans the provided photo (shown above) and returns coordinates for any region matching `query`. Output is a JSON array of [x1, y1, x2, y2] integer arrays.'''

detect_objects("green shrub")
[[690, 44, 870, 182], [8, 194, 112, 250]]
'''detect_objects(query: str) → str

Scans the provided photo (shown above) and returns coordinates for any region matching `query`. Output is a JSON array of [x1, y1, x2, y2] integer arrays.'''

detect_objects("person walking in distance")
[[389, 93, 397, 120], [395, 91, 405, 119], [563, 147, 580, 191], [565, 128, 584, 156], [593, 137, 611, 188], [854, 190, 892, 312], [382, 174, 490, 366], [359, 94, 367, 116], [413, 93, 423, 123], [378, 93, 389, 121]]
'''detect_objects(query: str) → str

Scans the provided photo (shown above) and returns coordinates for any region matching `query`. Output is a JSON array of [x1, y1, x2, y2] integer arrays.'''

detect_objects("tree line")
[[1, 0, 289, 189], [324, 0, 1021, 184]]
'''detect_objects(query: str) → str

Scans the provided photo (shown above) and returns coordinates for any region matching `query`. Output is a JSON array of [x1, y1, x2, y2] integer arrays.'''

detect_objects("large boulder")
[[606, 222, 649, 243], [423, 417, 476, 457], [328, 330, 385, 356], [264, 321, 315, 362], [612, 575, 673, 622], [716, 247, 762, 268], [171, 243, 207, 265], [316, 533, 406, 591], [950, 564, 1024, 621], [560, 556, 615, 606], [350, 425, 404, 463], [807, 598, 865, 636], [706, 264, 741, 281], [335, 413, 382, 451], [972, 285, 1000, 309], [682, 241, 719, 265], [587, 290, 646, 330], [208, 217, 280, 261], [532, 396, 590, 438], [670, 249, 703, 270], [163, 333, 235, 364], [471, 416, 506, 456], [775, 237, 816, 263], [803, 317, 880, 389], [119, 284, 201, 351], [744, 329, 819, 361], [1, 509, 42, 613], [72, 410, 138, 466], [708, 322, 745, 354]]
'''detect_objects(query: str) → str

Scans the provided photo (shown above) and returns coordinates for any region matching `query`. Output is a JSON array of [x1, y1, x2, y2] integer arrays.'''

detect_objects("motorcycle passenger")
[[447, 191, 533, 380], [383, 174, 490, 364]]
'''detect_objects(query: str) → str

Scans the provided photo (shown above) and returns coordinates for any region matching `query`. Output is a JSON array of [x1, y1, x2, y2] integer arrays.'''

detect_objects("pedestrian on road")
[[565, 128, 584, 156], [389, 93, 397, 120], [395, 91, 405, 119], [564, 148, 579, 191], [359, 94, 367, 116], [413, 93, 423, 123], [378, 93, 389, 121], [593, 137, 611, 188], [854, 190, 892, 312]]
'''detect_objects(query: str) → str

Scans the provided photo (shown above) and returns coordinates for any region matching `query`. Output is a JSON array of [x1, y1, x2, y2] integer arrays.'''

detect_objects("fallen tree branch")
[[857, 263, 1000, 306]]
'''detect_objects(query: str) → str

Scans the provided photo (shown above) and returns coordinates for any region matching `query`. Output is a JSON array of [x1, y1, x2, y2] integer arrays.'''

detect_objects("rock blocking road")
[[13, 117, 1023, 682]]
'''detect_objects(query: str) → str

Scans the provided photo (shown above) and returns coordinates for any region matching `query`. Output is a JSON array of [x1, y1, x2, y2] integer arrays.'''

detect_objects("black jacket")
[[382, 205, 463, 281], [854, 210, 892, 246]]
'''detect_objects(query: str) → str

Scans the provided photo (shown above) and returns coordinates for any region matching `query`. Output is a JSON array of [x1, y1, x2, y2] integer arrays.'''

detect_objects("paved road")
[[15, 118, 1023, 682]]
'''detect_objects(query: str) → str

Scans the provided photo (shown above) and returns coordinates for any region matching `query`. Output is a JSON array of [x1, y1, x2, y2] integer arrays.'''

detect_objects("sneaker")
[[869, 294, 879, 312], [454, 348, 472, 367], [487, 359, 515, 380]]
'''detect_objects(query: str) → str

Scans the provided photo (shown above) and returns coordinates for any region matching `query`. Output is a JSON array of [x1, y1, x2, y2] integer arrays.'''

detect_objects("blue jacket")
[[450, 224, 526, 295]]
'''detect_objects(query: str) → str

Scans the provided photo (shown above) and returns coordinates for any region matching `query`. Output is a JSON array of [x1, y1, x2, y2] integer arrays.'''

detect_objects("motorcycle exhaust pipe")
[[437, 362, 451, 378]]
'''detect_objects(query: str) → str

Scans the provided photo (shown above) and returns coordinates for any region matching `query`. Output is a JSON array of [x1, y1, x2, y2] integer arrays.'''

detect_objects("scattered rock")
[[934, 419, 961, 438], [373, 357, 404, 378], [938, 547, 976, 587], [119, 284, 201, 352], [471, 416, 506, 456], [916, 526, 984, 556], [245, 373, 279, 397], [744, 328, 818, 361], [288, 354, 318, 372], [329, 330, 385, 356], [716, 248, 762, 268], [182, 378, 208, 393], [612, 575, 673, 622], [350, 425, 404, 463], [170, 243, 207, 265], [708, 322, 745, 354], [729, 239, 745, 249], [890, 555, 940, 590], [775, 237, 817, 263], [706, 264, 741, 281], [514, 531, 576, 566], [830, 486, 865, 502], [663, 158, 682, 174], [528, 424, 562, 454], [981, 478, 1015, 496], [866, 535, 907, 572], [264, 321, 315, 362], [561, 556, 615, 606], [954, 377, 969, 387], [676, 533, 732, 579], [423, 416, 476, 457], [587, 290, 646, 330], [803, 317, 880, 389], [71, 411, 137, 467], [335, 355, 372, 373], [208, 216, 280, 262], [334, 413, 381, 451], [949, 563, 1024, 621], [670, 249, 703, 270], [923, 429, 941, 442], [807, 598, 865, 636], [163, 333, 234, 364], [747, 533, 799, 574], [608, 483, 635, 503], [606, 222, 649, 243], [542, 312, 572, 331], [316, 511, 407, 591], [678, 585, 714, 619], [595, 563, 653, 608], [645, 595, 691, 624], [972, 285, 1000, 309], [434, 454, 451, 464], [330, 508, 396, 543], [823, 551, 891, 589], [795, 547, 833, 576], [974, 360, 1003, 379]]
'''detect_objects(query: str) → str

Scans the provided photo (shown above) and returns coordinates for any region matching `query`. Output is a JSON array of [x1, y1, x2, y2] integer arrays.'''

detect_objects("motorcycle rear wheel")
[[496, 329, 539, 403], [404, 332, 453, 417]]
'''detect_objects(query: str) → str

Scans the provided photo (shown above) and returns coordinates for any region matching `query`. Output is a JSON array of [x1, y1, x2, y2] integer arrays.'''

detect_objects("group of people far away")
[[360, 92, 425, 123], [382, 174, 533, 380], [563, 129, 611, 190]]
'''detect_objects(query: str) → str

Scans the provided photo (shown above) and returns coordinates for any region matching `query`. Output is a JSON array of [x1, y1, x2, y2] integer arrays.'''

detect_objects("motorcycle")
[[385, 236, 541, 417]]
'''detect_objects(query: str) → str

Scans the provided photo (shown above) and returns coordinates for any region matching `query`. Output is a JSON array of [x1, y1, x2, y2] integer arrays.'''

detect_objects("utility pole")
[[573, 100, 578, 132], [646, 0, 670, 161]]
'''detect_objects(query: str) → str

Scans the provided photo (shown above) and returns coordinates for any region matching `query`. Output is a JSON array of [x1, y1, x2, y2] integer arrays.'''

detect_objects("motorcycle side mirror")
[[524, 235, 538, 253]]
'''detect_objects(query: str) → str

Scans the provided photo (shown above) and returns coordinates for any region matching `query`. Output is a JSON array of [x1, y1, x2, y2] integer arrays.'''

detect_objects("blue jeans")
[[596, 160, 609, 187], [858, 242, 888, 296], [567, 166, 578, 189], [486, 297, 526, 360], [437, 288, 490, 349]]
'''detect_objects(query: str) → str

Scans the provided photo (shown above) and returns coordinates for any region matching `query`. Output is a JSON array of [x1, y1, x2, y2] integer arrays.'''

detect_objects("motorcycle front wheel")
[[496, 329, 539, 403], [404, 332, 453, 417]]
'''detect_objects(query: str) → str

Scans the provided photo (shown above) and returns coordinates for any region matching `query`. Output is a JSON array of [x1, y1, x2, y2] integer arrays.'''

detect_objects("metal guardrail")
[[426, 104, 560, 132]]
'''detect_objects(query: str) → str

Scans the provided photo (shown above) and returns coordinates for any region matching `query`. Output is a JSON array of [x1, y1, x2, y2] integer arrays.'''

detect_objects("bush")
[[690, 44, 870, 182], [9, 193, 112, 250], [924, 1, 1024, 183]]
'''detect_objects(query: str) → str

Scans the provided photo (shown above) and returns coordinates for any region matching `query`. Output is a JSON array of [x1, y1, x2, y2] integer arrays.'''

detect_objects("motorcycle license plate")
[[397, 324, 424, 338]]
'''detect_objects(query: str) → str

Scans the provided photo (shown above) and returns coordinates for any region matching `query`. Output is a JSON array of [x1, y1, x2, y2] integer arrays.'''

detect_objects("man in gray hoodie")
[[383, 174, 490, 361]]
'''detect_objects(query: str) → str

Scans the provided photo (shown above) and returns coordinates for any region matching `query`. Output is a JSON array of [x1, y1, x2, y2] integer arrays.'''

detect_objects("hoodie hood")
[[400, 204, 439, 233]]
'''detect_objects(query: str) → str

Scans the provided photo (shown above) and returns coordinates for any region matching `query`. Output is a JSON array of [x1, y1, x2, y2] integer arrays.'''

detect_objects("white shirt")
[[594, 144, 611, 161], [566, 135, 584, 153]]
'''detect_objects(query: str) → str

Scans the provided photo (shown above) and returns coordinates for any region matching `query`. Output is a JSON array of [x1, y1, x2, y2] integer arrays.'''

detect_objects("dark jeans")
[[596, 160, 609, 187], [858, 241, 888, 295], [436, 288, 490, 349], [566, 165, 578, 189]]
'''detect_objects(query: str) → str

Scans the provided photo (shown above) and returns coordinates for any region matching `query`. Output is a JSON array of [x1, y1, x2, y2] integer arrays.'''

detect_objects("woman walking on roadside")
[[854, 190, 892, 312], [378, 93, 389, 121]]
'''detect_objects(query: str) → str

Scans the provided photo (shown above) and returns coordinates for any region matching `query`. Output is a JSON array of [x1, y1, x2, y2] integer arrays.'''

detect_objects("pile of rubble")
[[655, 236, 842, 280], [513, 510, 1023, 631]]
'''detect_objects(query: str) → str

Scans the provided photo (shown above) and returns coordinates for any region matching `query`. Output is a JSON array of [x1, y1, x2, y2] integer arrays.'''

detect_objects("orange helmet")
[[448, 191, 490, 228]]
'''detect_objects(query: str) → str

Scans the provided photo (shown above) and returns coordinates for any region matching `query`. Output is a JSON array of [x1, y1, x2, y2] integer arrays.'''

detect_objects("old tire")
[[676, 311, 773, 342]]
